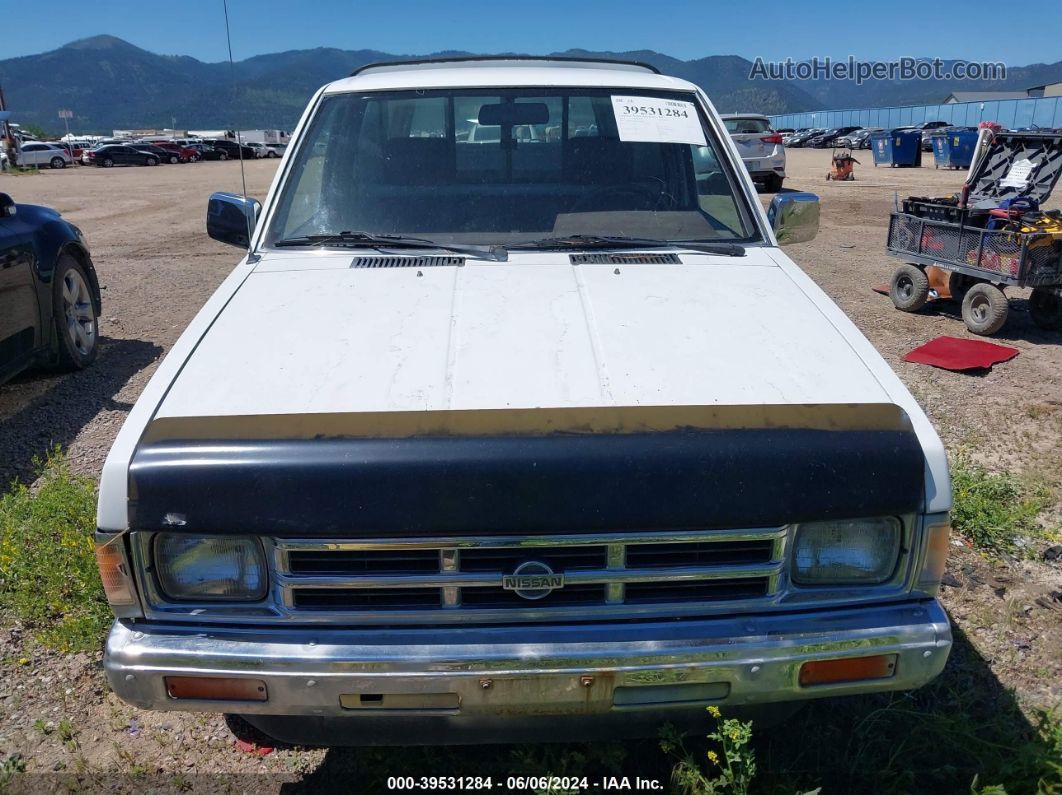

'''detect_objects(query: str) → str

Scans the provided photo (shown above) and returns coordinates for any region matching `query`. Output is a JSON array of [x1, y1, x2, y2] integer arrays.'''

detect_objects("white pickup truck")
[[95, 57, 952, 746]]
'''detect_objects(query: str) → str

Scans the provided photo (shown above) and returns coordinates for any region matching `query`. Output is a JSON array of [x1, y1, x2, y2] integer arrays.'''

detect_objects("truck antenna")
[[222, 0, 248, 199]]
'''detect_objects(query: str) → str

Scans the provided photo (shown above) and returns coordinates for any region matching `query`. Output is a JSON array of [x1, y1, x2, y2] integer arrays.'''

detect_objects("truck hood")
[[153, 248, 892, 430], [120, 248, 940, 535]]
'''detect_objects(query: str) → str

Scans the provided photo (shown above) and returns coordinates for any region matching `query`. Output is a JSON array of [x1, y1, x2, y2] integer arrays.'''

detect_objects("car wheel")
[[961, 283, 1009, 335], [146, 157, 158, 166], [1029, 288, 1062, 331], [890, 264, 930, 311], [102, 158, 114, 168], [169, 155, 179, 164], [763, 174, 783, 192], [52, 254, 99, 370], [50, 157, 66, 169], [218, 152, 228, 161]]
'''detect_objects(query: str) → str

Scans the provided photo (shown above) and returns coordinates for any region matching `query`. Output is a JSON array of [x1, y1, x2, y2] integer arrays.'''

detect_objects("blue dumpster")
[[870, 130, 923, 167], [932, 129, 978, 169]]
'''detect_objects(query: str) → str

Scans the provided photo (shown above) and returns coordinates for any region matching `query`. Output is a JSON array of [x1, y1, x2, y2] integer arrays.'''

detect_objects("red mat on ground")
[[904, 336, 1019, 371]]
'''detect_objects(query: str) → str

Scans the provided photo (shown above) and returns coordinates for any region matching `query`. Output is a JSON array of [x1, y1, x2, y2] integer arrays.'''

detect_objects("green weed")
[[950, 458, 1050, 556], [0, 449, 109, 652]]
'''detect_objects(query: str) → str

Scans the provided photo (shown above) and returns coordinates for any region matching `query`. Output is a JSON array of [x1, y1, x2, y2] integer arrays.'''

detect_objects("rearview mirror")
[[767, 192, 820, 246], [0, 193, 15, 218], [478, 102, 549, 126], [207, 192, 261, 249]]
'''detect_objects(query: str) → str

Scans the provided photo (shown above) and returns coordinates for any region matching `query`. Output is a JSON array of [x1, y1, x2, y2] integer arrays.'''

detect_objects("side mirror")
[[768, 192, 820, 246], [207, 192, 261, 249], [0, 193, 15, 218]]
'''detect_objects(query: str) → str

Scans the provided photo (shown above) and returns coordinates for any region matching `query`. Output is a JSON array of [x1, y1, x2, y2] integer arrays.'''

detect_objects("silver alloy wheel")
[[62, 268, 96, 356]]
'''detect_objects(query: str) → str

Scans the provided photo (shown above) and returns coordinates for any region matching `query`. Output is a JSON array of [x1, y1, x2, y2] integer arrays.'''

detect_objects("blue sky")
[[5, 0, 1058, 65]]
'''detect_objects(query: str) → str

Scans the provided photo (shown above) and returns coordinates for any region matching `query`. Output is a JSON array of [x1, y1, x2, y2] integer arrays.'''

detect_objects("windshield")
[[722, 117, 771, 134], [267, 87, 758, 247]]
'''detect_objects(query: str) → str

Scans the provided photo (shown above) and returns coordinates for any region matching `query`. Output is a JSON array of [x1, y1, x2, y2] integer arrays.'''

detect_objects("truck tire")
[[1029, 288, 1062, 331], [890, 264, 930, 311], [961, 283, 1008, 335]]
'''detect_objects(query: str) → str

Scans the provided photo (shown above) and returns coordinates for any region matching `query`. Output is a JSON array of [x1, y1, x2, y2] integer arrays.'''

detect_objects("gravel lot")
[[0, 150, 1059, 789]]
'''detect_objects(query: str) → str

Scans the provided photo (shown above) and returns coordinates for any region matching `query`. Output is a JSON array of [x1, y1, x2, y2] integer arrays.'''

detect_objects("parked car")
[[807, 126, 862, 148], [246, 141, 280, 158], [843, 128, 883, 149], [18, 142, 73, 169], [786, 128, 825, 148], [0, 192, 100, 384], [53, 141, 90, 161], [204, 139, 257, 160], [149, 141, 200, 163], [97, 56, 951, 747], [914, 121, 951, 151], [192, 144, 229, 161], [87, 145, 160, 167], [129, 143, 181, 164], [720, 113, 785, 192]]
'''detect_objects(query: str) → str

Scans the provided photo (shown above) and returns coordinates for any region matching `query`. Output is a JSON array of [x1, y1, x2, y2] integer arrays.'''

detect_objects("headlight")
[[791, 517, 901, 585], [154, 534, 267, 601]]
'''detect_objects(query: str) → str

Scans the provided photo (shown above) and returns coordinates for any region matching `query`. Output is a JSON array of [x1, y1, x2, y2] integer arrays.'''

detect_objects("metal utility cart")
[[886, 131, 1062, 334]]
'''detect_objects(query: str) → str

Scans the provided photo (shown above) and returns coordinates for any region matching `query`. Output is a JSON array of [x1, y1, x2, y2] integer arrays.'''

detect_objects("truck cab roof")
[[323, 57, 698, 95]]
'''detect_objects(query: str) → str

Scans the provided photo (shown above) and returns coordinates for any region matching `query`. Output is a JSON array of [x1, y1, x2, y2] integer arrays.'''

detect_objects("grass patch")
[[950, 458, 1051, 556], [0, 450, 109, 652], [752, 630, 1062, 794], [0, 165, 41, 176]]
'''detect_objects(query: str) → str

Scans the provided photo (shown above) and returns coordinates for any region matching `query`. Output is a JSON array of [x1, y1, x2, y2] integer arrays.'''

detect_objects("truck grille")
[[273, 529, 786, 624]]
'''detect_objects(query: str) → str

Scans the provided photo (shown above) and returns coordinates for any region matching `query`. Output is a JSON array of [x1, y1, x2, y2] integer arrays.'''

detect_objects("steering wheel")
[[568, 183, 667, 214]]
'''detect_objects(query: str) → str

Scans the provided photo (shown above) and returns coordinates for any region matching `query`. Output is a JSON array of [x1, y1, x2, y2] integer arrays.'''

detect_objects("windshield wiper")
[[508, 235, 745, 256], [273, 231, 508, 261]]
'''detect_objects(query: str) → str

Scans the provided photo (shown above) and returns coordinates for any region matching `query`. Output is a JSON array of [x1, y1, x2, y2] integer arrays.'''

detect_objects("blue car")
[[0, 192, 100, 385]]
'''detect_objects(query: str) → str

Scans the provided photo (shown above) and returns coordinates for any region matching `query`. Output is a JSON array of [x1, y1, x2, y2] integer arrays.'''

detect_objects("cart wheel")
[[961, 283, 1009, 335], [890, 264, 931, 312], [1029, 288, 1062, 331], [947, 272, 978, 304]]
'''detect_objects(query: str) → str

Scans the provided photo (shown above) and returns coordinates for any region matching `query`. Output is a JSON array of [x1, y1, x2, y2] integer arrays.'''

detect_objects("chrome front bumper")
[[105, 600, 950, 742]]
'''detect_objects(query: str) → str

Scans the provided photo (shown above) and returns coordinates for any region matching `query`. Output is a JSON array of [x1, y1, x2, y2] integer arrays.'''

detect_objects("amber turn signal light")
[[799, 654, 897, 686], [164, 676, 268, 702], [94, 538, 137, 607]]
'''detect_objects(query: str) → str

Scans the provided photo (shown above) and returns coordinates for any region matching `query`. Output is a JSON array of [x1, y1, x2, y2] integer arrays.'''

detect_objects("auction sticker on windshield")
[[611, 95, 706, 146]]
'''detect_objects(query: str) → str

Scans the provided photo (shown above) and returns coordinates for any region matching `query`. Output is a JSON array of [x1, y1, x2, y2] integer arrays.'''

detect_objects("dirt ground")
[[0, 150, 1059, 790]]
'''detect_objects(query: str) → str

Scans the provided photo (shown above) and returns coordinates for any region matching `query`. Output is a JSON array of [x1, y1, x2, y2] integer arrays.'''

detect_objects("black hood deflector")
[[128, 429, 924, 535]]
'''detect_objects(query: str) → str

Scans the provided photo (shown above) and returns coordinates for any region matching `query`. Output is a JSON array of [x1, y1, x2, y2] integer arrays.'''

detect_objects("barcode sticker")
[[611, 96, 706, 146]]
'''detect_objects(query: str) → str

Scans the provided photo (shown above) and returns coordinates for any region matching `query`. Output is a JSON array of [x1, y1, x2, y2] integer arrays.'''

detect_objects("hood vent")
[[351, 255, 465, 269], [570, 252, 682, 265]]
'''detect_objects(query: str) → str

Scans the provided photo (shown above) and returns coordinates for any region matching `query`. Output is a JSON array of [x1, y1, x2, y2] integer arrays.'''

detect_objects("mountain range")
[[2, 36, 1060, 134]]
